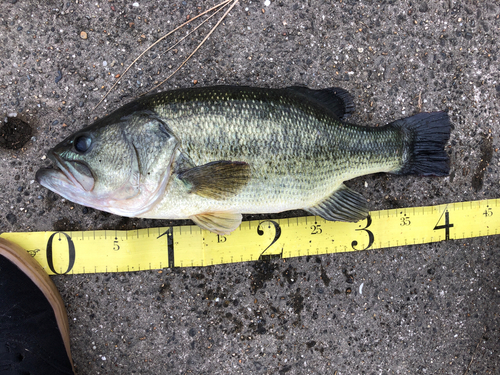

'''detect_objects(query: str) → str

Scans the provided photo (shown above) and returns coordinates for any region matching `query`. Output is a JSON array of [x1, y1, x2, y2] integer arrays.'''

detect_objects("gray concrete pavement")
[[1, 1, 499, 374]]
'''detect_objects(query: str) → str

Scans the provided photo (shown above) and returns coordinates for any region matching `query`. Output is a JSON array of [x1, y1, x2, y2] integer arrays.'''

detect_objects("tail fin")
[[391, 112, 451, 176]]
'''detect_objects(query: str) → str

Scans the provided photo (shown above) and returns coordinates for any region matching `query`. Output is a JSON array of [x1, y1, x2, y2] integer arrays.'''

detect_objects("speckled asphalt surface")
[[1, 1, 499, 374]]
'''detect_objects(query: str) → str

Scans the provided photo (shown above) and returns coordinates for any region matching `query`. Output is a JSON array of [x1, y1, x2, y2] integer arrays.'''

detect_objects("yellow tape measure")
[[1, 198, 498, 275]]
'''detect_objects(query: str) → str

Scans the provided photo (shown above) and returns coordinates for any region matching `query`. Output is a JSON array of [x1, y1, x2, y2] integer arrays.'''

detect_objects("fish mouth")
[[36, 152, 95, 192]]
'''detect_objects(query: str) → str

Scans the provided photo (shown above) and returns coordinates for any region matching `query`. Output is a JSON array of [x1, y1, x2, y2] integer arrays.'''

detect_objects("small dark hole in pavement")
[[0, 118, 32, 150]]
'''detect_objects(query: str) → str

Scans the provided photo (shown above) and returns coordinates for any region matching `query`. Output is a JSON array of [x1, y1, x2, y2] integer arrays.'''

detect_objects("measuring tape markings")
[[0, 198, 498, 275]]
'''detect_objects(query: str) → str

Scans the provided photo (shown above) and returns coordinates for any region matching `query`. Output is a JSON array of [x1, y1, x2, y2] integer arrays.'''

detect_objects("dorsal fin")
[[286, 86, 355, 120]]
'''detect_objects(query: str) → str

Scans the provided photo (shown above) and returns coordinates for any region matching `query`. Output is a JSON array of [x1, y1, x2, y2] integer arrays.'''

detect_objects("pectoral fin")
[[190, 212, 242, 235], [179, 161, 251, 200], [306, 184, 369, 222]]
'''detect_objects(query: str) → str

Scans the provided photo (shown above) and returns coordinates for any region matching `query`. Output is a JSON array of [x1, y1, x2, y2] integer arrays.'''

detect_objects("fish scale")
[[145, 88, 405, 215]]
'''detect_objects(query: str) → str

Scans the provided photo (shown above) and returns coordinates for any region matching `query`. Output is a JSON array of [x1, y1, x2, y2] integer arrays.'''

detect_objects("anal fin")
[[306, 184, 369, 222], [190, 212, 243, 235]]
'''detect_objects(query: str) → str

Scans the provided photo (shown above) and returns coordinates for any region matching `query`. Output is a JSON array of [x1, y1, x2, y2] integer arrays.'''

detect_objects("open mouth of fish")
[[36, 152, 95, 192]]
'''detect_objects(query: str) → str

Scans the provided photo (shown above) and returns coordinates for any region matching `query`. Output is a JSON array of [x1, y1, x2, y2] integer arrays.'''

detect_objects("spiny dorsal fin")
[[306, 184, 368, 222], [286, 86, 355, 120], [178, 161, 251, 200], [190, 212, 242, 234]]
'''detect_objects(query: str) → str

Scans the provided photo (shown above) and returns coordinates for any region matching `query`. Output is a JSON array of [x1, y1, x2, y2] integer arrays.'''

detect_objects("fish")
[[36, 86, 451, 234]]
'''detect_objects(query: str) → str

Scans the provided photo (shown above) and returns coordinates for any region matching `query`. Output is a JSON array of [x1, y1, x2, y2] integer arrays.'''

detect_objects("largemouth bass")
[[36, 86, 451, 234]]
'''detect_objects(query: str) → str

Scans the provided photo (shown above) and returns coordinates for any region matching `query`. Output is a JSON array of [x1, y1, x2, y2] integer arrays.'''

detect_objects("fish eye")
[[74, 135, 92, 153]]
